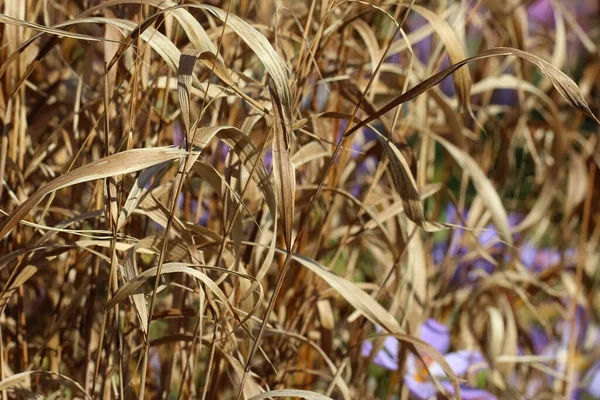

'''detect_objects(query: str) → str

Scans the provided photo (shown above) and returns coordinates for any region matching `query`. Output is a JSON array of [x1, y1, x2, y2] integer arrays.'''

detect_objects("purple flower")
[[578, 360, 600, 398], [264, 149, 273, 172], [188, 198, 210, 227], [434, 204, 521, 282], [524, 0, 596, 67], [526, 308, 600, 398], [362, 320, 496, 399], [300, 81, 329, 112], [434, 204, 579, 282], [490, 87, 519, 107], [336, 119, 348, 142], [349, 125, 382, 197], [350, 155, 377, 198], [148, 347, 162, 388], [520, 245, 577, 273], [170, 194, 210, 227], [174, 122, 185, 147], [214, 142, 230, 165], [527, 0, 555, 26], [520, 245, 559, 272], [177, 192, 185, 210], [529, 325, 550, 356]]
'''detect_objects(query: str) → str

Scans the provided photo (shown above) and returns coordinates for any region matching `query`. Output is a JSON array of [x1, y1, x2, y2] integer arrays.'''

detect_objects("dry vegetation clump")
[[0, 0, 600, 399]]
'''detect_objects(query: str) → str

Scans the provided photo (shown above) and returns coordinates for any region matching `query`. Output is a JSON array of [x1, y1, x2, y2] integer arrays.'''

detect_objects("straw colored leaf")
[[116, 161, 170, 231], [345, 46, 600, 137], [0, 370, 91, 398], [410, 4, 472, 113], [0, 147, 187, 239], [82, 0, 217, 54], [123, 243, 149, 333], [248, 390, 334, 400], [107, 263, 231, 314], [0, 13, 125, 44], [268, 78, 295, 250], [0, 264, 37, 308]]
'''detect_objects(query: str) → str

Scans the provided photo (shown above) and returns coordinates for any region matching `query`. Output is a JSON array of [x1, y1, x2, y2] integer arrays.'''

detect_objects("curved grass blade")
[[0, 147, 187, 239], [345, 46, 600, 138]]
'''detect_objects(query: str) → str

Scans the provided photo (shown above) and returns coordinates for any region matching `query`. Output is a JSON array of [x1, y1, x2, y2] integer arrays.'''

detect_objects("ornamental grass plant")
[[0, 0, 599, 399]]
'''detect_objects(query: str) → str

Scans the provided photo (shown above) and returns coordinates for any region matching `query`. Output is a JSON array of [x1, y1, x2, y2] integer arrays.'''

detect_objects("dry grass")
[[0, 0, 599, 399]]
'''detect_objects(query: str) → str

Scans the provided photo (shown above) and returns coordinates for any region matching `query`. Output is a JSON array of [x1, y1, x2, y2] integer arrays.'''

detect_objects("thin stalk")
[[565, 161, 594, 396]]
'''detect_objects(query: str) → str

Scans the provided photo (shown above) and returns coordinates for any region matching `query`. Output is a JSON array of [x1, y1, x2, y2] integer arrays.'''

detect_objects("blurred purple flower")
[[406, 14, 432, 66], [520, 245, 577, 273], [264, 149, 273, 172], [148, 347, 162, 389], [490, 80, 518, 107], [177, 192, 184, 209], [434, 204, 521, 282], [525, 0, 597, 74], [362, 320, 496, 399], [529, 325, 550, 356], [300, 81, 329, 112], [174, 121, 185, 147], [386, 51, 401, 65], [169, 193, 210, 227], [336, 119, 348, 142], [434, 204, 578, 281], [350, 155, 378, 198], [214, 142, 230, 165], [527, 0, 555, 26], [578, 360, 600, 399], [443, 204, 521, 250], [188, 198, 210, 227], [526, 306, 600, 398], [348, 124, 382, 197]]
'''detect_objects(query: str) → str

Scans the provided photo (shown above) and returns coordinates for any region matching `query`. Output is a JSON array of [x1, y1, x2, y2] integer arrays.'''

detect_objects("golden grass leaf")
[[247, 390, 334, 400], [0, 13, 124, 44], [124, 243, 149, 333], [410, 5, 472, 113], [565, 152, 588, 219], [63, 18, 242, 112], [194, 5, 292, 113], [268, 78, 295, 250], [303, 111, 445, 231], [0, 244, 74, 274], [0, 147, 187, 240], [177, 49, 198, 143], [224, 353, 265, 398], [107, 263, 233, 313], [153, 76, 232, 99], [513, 182, 556, 233], [352, 19, 381, 79], [345, 46, 600, 138], [0, 264, 37, 308], [291, 141, 329, 168], [137, 193, 197, 245], [486, 307, 505, 365], [0, 370, 91, 398], [81, 0, 218, 55], [116, 162, 170, 231]]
